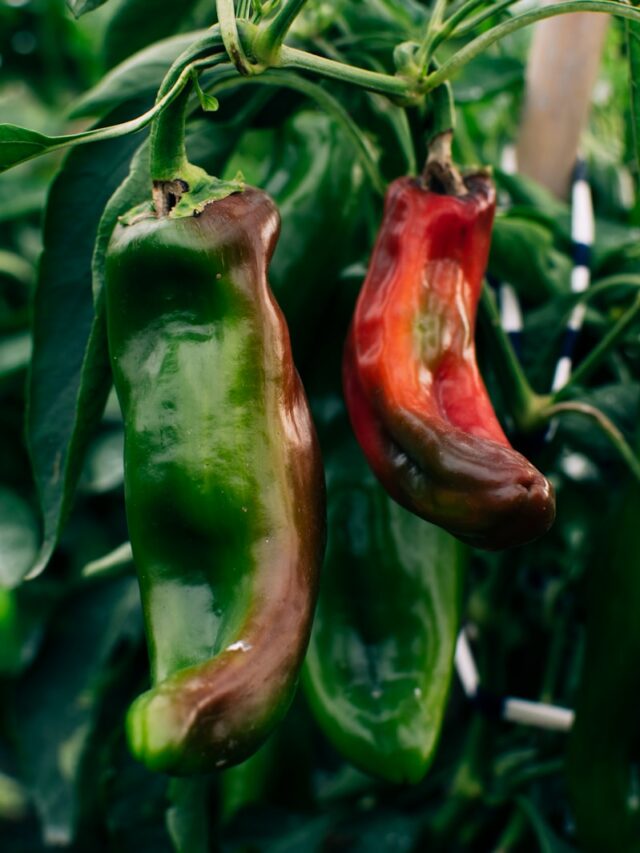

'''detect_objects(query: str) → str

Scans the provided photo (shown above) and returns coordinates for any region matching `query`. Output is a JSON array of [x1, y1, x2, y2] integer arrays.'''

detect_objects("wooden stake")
[[516, 9, 609, 199]]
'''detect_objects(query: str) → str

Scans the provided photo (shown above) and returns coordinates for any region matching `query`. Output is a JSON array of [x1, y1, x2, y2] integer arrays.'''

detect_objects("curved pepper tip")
[[126, 690, 187, 775]]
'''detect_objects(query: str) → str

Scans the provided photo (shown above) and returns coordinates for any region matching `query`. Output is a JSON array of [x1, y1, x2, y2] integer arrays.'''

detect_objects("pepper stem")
[[150, 84, 191, 186], [422, 131, 466, 195]]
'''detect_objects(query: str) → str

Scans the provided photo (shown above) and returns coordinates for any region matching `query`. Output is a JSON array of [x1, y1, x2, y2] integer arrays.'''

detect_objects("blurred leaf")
[[489, 215, 572, 301], [103, 0, 203, 69], [554, 383, 640, 461], [166, 778, 212, 853], [0, 332, 31, 383], [453, 55, 524, 103], [67, 0, 113, 17], [0, 581, 59, 676], [0, 488, 38, 588], [16, 576, 143, 846], [26, 109, 146, 581], [0, 772, 29, 822], [516, 796, 577, 852], [627, 13, 640, 178], [78, 429, 124, 494], [81, 542, 132, 580], [0, 251, 34, 286], [70, 30, 208, 119]]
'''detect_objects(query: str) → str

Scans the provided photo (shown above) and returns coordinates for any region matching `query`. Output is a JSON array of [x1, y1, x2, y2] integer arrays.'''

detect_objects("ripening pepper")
[[303, 397, 465, 784], [104, 185, 325, 775], [343, 159, 555, 550]]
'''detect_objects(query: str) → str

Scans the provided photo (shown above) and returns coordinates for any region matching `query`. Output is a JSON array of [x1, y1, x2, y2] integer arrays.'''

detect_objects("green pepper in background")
[[303, 394, 466, 785], [568, 427, 640, 850]]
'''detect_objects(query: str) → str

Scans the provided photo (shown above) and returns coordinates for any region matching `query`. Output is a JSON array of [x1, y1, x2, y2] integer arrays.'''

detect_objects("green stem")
[[425, 1, 640, 91], [479, 285, 543, 430], [217, 0, 256, 74], [202, 66, 386, 194], [452, 0, 523, 40], [578, 274, 640, 302], [258, 0, 311, 57], [540, 401, 640, 484], [150, 84, 191, 181], [438, 0, 490, 43], [277, 43, 415, 98], [495, 809, 528, 852], [418, 0, 449, 70], [553, 292, 640, 400]]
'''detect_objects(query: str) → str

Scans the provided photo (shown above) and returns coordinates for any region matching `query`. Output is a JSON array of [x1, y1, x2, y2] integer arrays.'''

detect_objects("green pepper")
[[567, 435, 640, 850], [303, 395, 465, 784], [105, 185, 326, 775]]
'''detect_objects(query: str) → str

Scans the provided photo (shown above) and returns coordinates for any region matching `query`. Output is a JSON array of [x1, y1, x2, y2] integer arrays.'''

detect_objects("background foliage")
[[1, 0, 639, 850]]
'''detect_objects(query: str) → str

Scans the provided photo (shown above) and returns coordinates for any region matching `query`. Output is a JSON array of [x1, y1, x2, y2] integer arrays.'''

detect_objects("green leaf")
[[66, 0, 112, 16], [16, 577, 143, 846], [453, 54, 523, 103], [71, 30, 210, 119], [26, 112, 147, 581], [166, 779, 212, 853], [103, 0, 203, 69], [192, 71, 219, 112], [489, 214, 572, 301], [0, 488, 38, 587]]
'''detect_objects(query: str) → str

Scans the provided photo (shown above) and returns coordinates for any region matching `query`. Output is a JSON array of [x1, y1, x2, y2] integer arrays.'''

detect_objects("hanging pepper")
[[343, 139, 555, 550], [105, 183, 325, 775], [303, 397, 464, 784]]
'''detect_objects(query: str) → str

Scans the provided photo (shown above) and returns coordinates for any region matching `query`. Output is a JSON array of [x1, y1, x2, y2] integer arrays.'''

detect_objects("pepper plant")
[[1, 0, 640, 850]]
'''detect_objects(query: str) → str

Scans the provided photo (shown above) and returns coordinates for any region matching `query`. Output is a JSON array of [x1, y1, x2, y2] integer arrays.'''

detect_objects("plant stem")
[[217, 0, 257, 74], [425, 1, 640, 91], [259, 0, 311, 56], [540, 401, 640, 484], [553, 292, 640, 400], [453, 0, 523, 40], [277, 43, 414, 98], [150, 85, 191, 182], [479, 285, 542, 430], [202, 67, 387, 194], [418, 0, 450, 70], [150, 55, 226, 183], [438, 0, 491, 43]]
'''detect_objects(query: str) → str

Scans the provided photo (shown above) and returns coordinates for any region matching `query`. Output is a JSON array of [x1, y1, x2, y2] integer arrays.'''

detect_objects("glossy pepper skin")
[[104, 187, 325, 775], [568, 443, 640, 851], [303, 399, 464, 783], [343, 174, 555, 550]]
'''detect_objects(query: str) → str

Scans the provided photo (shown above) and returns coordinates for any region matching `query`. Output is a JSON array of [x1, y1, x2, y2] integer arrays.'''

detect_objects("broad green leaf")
[[0, 488, 38, 587], [26, 112, 147, 581], [66, 0, 112, 16], [71, 30, 210, 119], [16, 577, 143, 846], [489, 215, 572, 301], [103, 0, 203, 69]]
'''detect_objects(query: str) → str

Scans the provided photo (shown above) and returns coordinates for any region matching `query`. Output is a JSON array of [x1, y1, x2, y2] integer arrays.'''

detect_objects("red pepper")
[[343, 159, 555, 550]]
